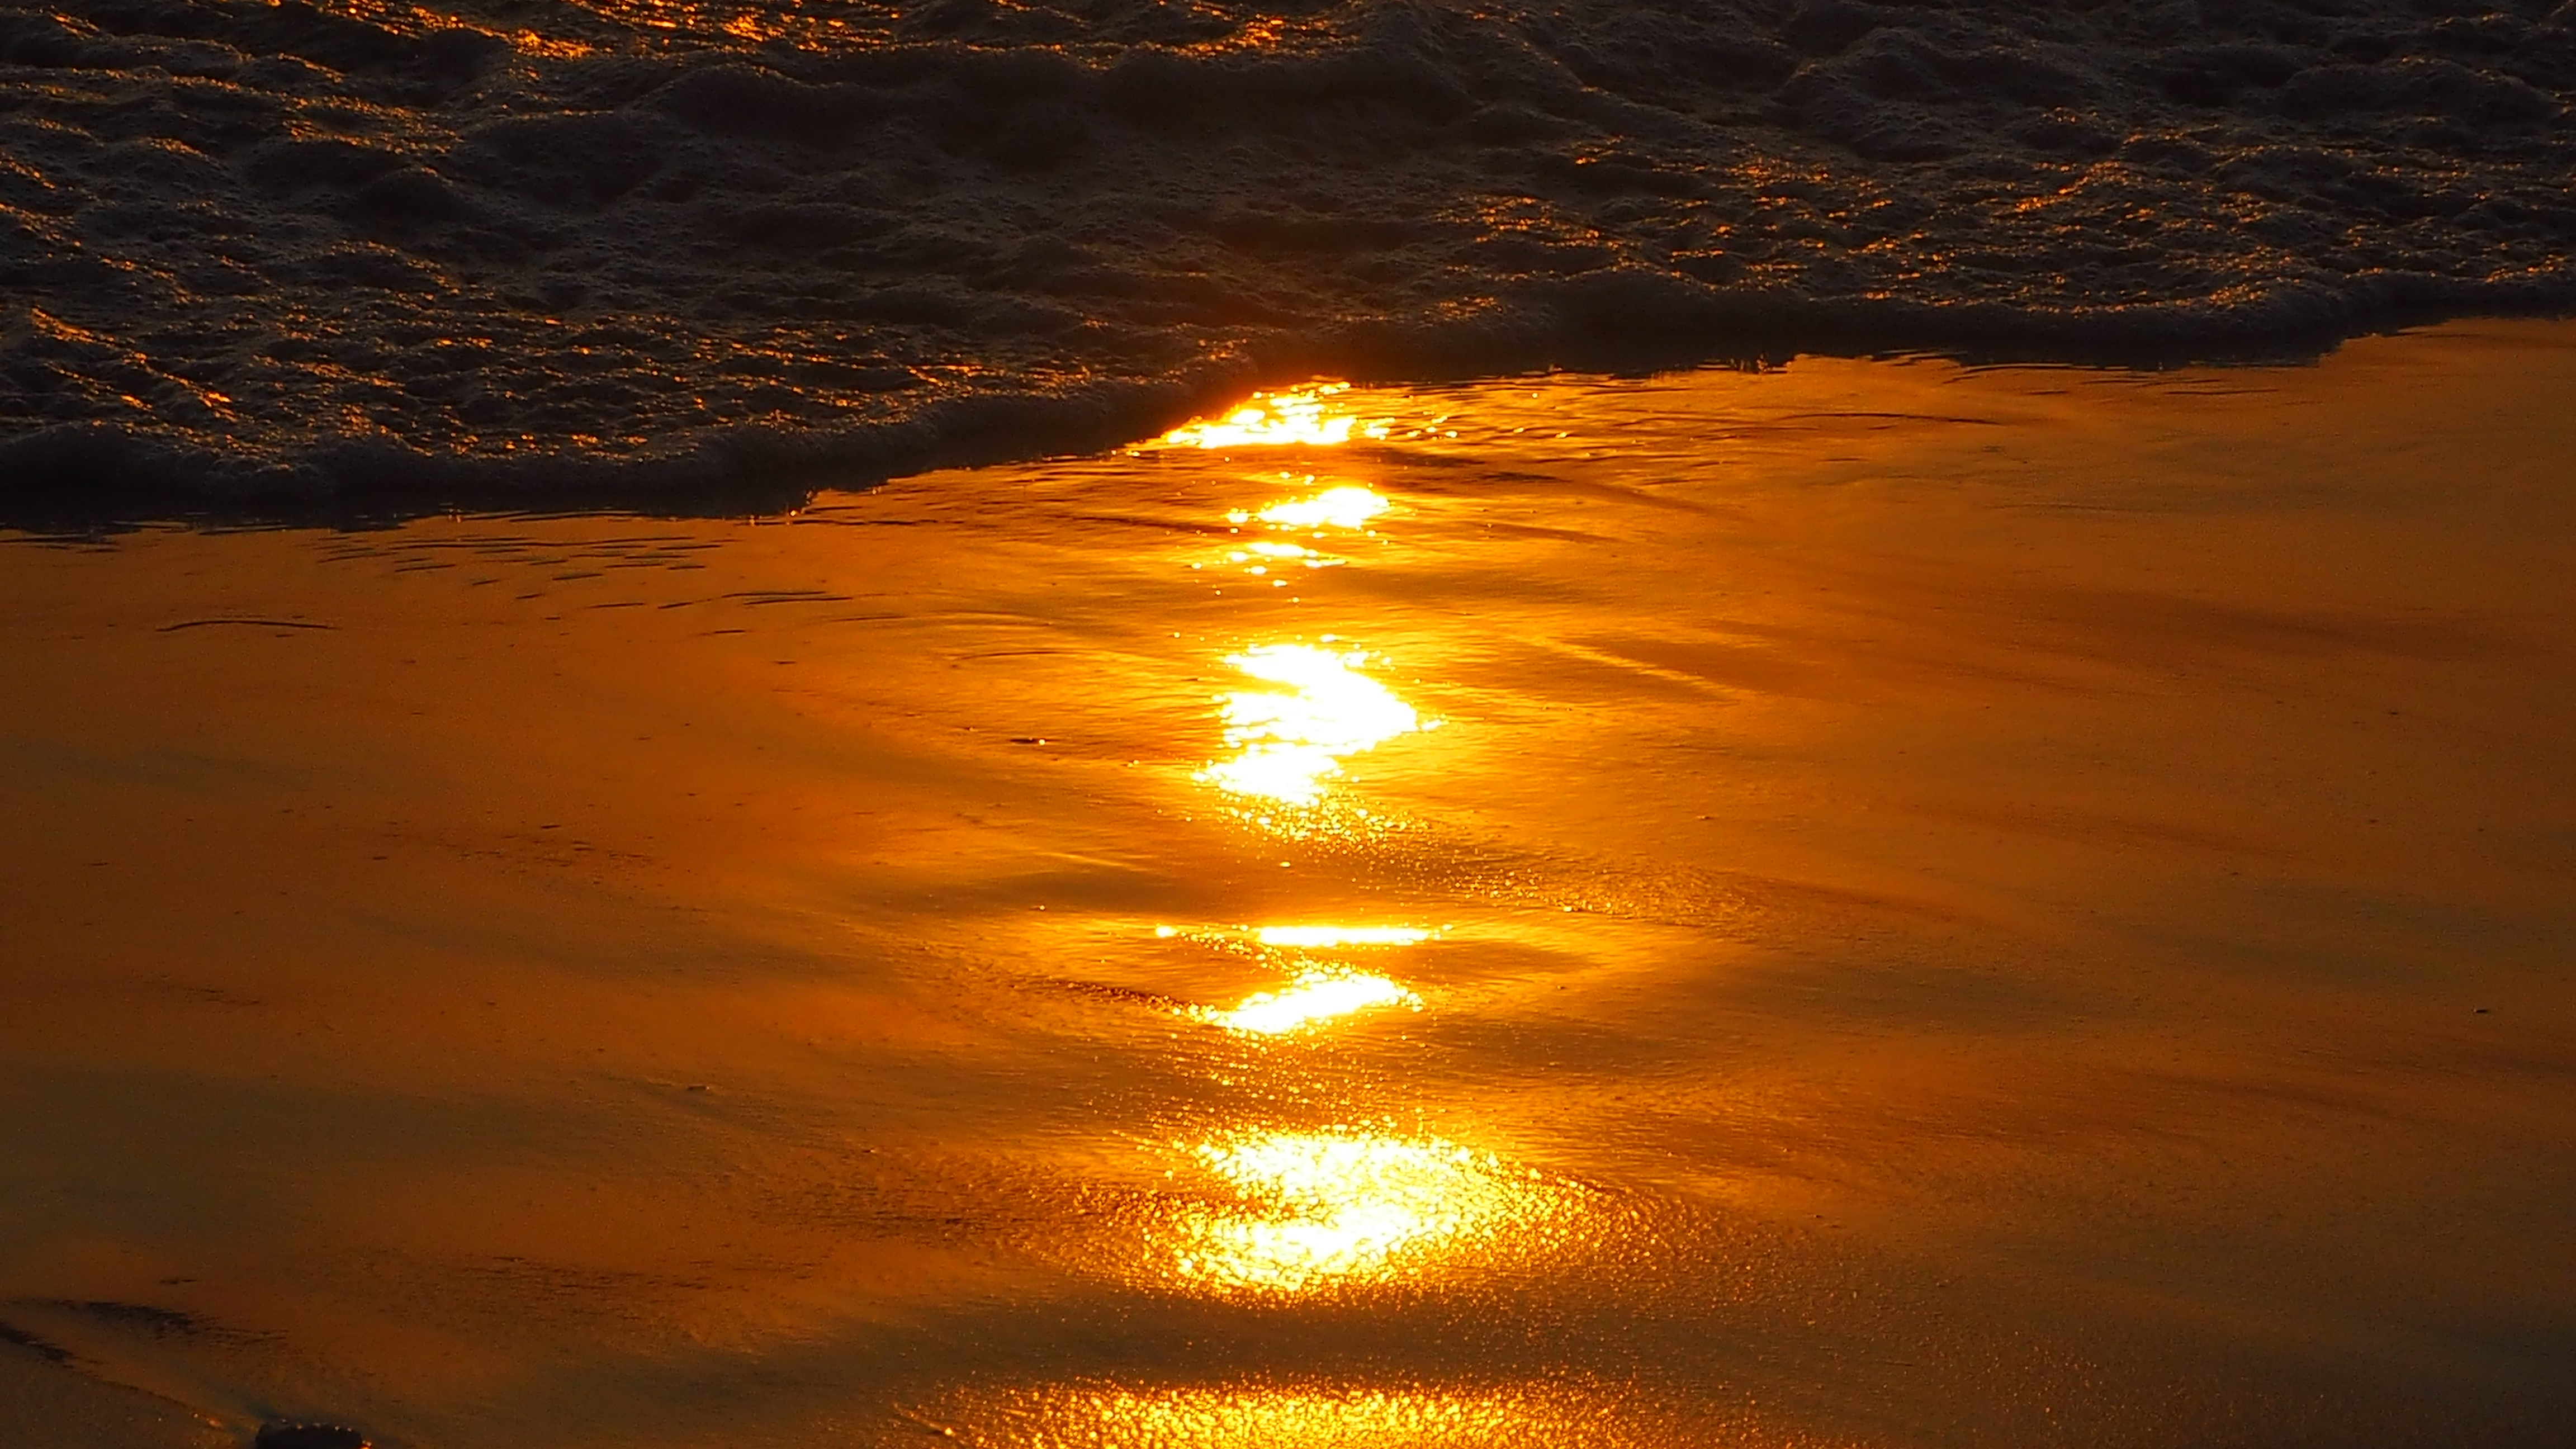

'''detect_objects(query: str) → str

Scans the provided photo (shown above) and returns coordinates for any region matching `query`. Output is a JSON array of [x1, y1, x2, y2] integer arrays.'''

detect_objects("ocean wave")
[[4, 0, 2572, 501]]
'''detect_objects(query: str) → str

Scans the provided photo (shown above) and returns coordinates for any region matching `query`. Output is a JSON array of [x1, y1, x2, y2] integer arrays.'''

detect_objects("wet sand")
[[3, 320, 2573, 1448]]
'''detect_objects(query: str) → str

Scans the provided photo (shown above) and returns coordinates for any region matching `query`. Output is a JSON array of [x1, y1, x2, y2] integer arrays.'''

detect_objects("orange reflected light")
[[945, 1381, 1654, 1448], [1194, 970, 1422, 1034], [1197, 645, 1427, 806], [1255, 925, 1432, 948], [1222, 540, 1342, 576], [1162, 385, 1391, 449], [1229, 484, 1390, 531], [1246, 541, 1336, 567], [1172, 1131, 1559, 1293]]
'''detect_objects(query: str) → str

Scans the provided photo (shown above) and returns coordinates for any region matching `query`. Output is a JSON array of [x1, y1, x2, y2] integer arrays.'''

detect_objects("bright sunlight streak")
[[1246, 484, 1390, 531], [1171, 1131, 1559, 1293], [1194, 970, 1423, 1035], [1197, 645, 1426, 806], [1254, 925, 1432, 948], [1161, 385, 1393, 449]]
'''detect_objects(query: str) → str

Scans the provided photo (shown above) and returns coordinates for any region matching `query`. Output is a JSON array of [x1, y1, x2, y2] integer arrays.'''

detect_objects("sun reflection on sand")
[[1230, 482, 1390, 531], [1161, 385, 1392, 449], [1201, 484, 1386, 579], [1169, 1130, 1563, 1294], [1196, 644, 1428, 806], [1256, 924, 1432, 948], [1193, 969, 1422, 1034], [941, 1381, 1658, 1448]]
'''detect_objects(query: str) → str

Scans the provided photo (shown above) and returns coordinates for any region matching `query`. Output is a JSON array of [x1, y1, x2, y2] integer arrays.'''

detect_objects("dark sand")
[[3, 320, 2573, 1447]]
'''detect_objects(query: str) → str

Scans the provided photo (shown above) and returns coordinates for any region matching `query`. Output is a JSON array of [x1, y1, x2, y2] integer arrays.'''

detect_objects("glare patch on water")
[[1203, 486, 1382, 576], [943, 1381, 1660, 1448], [1192, 970, 1423, 1035], [1161, 385, 1392, 449], [1148, 923, 1433, 953], [1230, 484, 1391, 531], [1255, 925, 1433, 948], [1219, 539, 1345, 577], [1196, 645, 1427, 807], [1169, 1131, 1561, 1294]]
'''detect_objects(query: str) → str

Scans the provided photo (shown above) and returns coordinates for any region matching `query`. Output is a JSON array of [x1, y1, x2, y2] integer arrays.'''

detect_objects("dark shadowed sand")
[[3, 320, 2573, 1447]]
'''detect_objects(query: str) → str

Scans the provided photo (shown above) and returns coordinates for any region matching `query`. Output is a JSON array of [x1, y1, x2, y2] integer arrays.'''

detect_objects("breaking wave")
[[4, 0, 2573, 501]]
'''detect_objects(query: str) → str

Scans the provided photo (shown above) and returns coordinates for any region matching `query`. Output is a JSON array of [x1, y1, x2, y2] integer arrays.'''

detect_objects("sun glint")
[[943, 1381, 1655, 1449], [1194, 970, 1422, 1034], [1161, 385, 1391, 449], [1254, 925, 1432, 948], [1253, 485, 1389, 531], [1170, 1130, 1558, 1293], [1196, 645, 1426, 806]]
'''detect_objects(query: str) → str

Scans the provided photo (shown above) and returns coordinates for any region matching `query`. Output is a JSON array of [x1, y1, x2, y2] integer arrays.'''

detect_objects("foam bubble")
[[3, 0, 2569, 504]]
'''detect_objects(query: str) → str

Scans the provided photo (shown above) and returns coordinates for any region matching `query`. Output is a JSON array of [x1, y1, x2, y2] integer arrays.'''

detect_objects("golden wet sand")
[[3, 321, 2574, 1447]]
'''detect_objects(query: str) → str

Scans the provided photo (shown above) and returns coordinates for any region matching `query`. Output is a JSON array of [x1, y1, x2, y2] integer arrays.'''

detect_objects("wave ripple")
[[4, 0, 2573, 498]]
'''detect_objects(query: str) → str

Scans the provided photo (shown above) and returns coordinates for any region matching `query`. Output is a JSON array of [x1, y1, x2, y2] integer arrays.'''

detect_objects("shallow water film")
[[5, 321, 2576, 1447]]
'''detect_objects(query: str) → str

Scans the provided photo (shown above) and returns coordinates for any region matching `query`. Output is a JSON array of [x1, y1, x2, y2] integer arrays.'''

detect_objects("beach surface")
[[3, 319, 2574, 1447]]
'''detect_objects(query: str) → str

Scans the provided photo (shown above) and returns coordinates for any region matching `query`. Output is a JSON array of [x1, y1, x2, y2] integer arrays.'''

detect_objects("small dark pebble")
[[2474, 1007, 2490, 1014], [255, 1424, 369, 1449]]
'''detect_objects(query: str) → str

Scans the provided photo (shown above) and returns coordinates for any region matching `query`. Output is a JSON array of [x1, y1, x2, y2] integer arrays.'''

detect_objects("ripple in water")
[[5, 0, 2573, 499]]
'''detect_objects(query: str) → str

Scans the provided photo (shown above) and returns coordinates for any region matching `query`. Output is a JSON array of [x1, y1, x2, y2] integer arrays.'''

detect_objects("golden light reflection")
[[1219, 541, 1343, 577], [947, 1381, 1656, 1448], [1235, 484, 1390, 531], [1170, 1131, 1560, 1294], [1246, 541, 1332, 565], [1255, 925, 1432, 948], [1192, 970, 1422, 1034], [1196, 645, 1427, 806], [1161, 384, 1391, 449]]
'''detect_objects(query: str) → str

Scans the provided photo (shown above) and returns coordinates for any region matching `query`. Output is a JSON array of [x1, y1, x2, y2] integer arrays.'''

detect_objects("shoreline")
[[16, 0, 2573, 525], [8, 305, 2573, 529]]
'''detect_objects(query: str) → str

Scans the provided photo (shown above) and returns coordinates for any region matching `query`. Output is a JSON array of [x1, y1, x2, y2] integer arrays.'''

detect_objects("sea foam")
[[3, 0, 2572, 501]]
